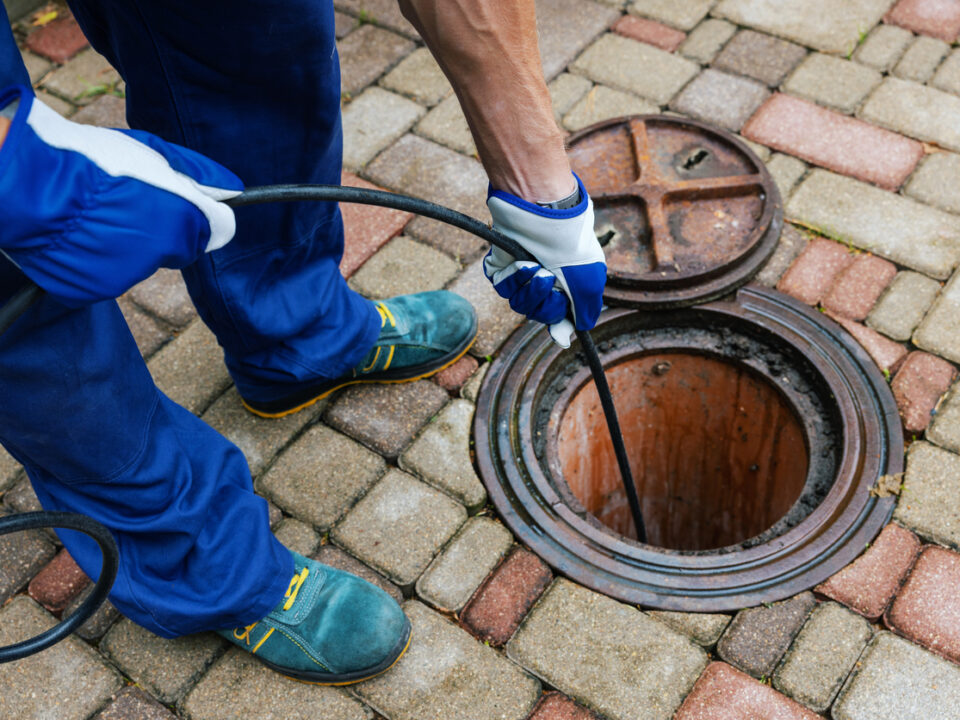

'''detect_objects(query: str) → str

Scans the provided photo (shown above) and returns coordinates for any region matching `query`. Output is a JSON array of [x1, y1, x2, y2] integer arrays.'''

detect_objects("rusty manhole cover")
[[568, 115, 782, 308]]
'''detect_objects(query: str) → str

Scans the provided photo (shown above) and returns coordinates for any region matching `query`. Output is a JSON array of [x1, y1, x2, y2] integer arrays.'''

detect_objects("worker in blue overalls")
[[0, 0, 605, 683]]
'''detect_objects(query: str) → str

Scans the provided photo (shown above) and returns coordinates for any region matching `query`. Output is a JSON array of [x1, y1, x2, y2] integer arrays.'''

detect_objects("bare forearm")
[[399, 0, 574, 202], [0, 116, 9, 150]]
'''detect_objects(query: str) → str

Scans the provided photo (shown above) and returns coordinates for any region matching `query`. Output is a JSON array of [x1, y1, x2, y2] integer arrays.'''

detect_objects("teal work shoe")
[[217, 551, 411, 685], [241, 290, 478, 418]]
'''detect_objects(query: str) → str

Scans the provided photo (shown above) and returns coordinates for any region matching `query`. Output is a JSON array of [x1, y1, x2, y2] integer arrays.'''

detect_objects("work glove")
[[0, 84, 242, 308], [484, 174, 606, 348]]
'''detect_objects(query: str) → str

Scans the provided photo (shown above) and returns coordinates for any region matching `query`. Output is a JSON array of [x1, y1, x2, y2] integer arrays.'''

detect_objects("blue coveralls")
[[0, 0, 381, 637]]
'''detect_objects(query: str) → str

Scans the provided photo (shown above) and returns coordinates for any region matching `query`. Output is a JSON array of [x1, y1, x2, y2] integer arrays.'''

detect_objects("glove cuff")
[[487, 173, 588, 219]]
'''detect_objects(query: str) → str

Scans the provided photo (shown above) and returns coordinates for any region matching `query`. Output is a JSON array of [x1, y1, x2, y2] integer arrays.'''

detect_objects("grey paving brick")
[[782, 53, 882, 114], [460, 361, 489, 403], [41, 49, 121, 105], [713, 29, 806, 86], [20, 48, 51, 85], [355, 601, 540, 720], [94, 686, 176, 720], [894, 441, 960, 547], [766, 153, 809, 199], [202, 387, 323, 478], [508, 579, 707, 720], [416, 516, 513, 612], [0, 596, 122, 720], [548, 73, 593, 124], [101, 619, 223, 705], [866, 270, 941, 342], [647, 611, 731, 648], [313, 544, 403, 604], [183, 647, 372, 720], [786, 169, 960, 280], [258, 424, 385, 530], [36, 88, 74, 117], [334, 0, 418, 38], [914, 270, 960, 363], [348, 236, 460, 299], [334, 10, 357, 38], [932, 48, 960, 96], [0, 446, 21, 494], [129, 268, 195, 328], [894, 35, 951, 83], [755, 224, 810, 287], [4, 474, 41, 513], [772, 602, 873, 712], [274, 517, 320, 556], [0, 510, 55, 602], [571, 33, 699, 104], [449, 258, 525, 358], [904, 151, 960, 215], [738, 134, 771, 161], [366, 134, 489, 262], [415, 94, 476, 156], [562, 85, 658, 132], [148, 320, 231, 415], [338, 25, 415, 97], [860, 77, 960, 153], [716, 592, 817, 678], [669, 68, 769, 131], [537, 0, 620, 81], [679, 18, 737, 63], [833, 631, 960, 720], [928, 381, 960, 453], [332, 469, 466, 587], [855, 24, 914, 72], [118, 295, 171, 358], [71, 93, 127, 128], [63, 583, 120, 641], [713, 0, 892, 55], [342, 87, 425, 170], [379, 47, 451, 107], [324, 379, 449, 459], [629, 0, 714, 30]]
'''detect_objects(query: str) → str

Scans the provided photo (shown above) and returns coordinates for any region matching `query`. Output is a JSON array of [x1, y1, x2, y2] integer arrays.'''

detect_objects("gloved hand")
[[0, 84, 242, 308], [484, 174, 606, 348]]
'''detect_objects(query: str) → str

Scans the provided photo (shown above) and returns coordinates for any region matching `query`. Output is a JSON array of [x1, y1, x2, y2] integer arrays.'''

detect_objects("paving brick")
[[679, 18, 737, 63], [338, 25, 415, 97], [885, 0, 960, 42], [904, 151, 960, 215], [765, 153, 808, 199], [273, 517, 320, 556], [629, 0, 714, 30], [332, 469, 466, 587], [379, 47, 451, 107], [714, 0, 893, 55], [786, 169, 960, 279], [744, 94, 923, 191], [433, 354, 478, 393], [94, 686, 175, 720], [415, 94, 476, 156], [184, 647, 372, 720], [5, 473, 42, 513], [334, 0, 418, 38], [416, 516, 514, 612], [928, 380, 960, 452], [647, 611, 732, 647], [24, 14, 88, 63], [348, 236, 460, 299], [571, 33, 699, 104], [63, 582, 120, 641], [340, 171, 413, 278], [148, 320, 230, 415], [129, 268, 195, 328], [0, 446, 21, 494], [0, 596, 122, 720], [355, 601, 540, 720], [449, 258, 525, 357], [71, 93, 127, 128], [101, 619, 223, 704], [782, 53, 882, 115], [562, 85, 659, 132], [860, 77, 960, 153], [460, 361, 489, 403], [0, 511, 55, 602], [324, 379, 449, 459], [886, 545, 960, 662], [821, 253, 897, 320], [313, 544, 403, 604], [753, 225, 810, 288], [258, 424, 385, 530], [776, 237, 855, 305], [893, 35, 951, 82], [27, 548, 89, 614], [854, 24, 915, 72], [35, 87, 75, 116], [867, 271, 942, 341], [716, 592, 817, 678], [342, 87, 425, 170], [613, 15, 686, 51], [366, 134, 489, 262], [713, 30, 807, 86], [42, 49, 121, 105], [507, 578, 708, 720], [462, 547, 553, 647], [670, 68, 769, 132], [334, 10, 357, 38], [548, 73, 594, 125], [892, 350, 957, 432], [536, 0, 621, 81], [20, 48, 51, 85], [894, 441, 960, 547], [829, 315, 909, 375], [675, 662, 821, 720], [832, 631, 960, 720], [914, 270, 960, 363], [118, 295, 171, 358], [527, 692, 604, 720], [202, 386, 322, 478], [773, 602, 873, 712], [932, 48, 960, 95]]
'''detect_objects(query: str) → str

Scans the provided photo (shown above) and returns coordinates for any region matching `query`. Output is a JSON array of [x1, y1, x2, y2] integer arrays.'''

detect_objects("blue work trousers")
[[0, 0, 380, 637]]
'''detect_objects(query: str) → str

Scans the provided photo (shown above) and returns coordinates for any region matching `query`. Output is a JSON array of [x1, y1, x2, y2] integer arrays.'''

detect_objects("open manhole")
[[474, 116, 902, 612]]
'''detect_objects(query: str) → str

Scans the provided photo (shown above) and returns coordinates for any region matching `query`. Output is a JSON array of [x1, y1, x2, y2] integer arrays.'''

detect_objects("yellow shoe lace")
[[361, 304, 397, 373], [231, 567, 309, 654]]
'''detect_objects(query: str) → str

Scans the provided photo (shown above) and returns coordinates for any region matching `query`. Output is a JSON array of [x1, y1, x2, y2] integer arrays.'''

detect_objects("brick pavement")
[[5, 1, 960, 718]]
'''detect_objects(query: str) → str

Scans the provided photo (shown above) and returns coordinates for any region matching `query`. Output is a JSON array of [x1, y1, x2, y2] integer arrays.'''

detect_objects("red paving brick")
[[460, 547, 553, 647], [816, 523, 921, 620], [821, 254, 898, 321], [744, 94, 923, 191], [885, 0, 960, 43], [24, 15, 89, 64], [527, 692, 603, 720], [829, 314, 908, 375], [892, 351, 958, 433], [612, 15, 686, 52], [339, 172, 413, 278], [886, 545, 960, 663], [433, 354, 478, 393], [675, 662, 823, 720], [27, 548, 90, 614], [777, 238, 855, 305]]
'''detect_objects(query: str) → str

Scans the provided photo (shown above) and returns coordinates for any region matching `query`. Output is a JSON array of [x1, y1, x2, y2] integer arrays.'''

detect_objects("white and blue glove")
[[484, 174, 606, 348], [0, 85, 242, 308]]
